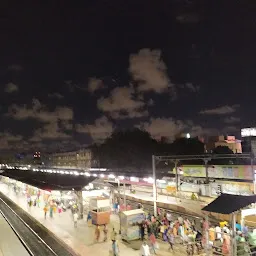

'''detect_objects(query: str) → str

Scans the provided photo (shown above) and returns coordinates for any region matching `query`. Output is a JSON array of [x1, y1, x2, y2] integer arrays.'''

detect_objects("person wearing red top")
[[149, 233, 157, 254]]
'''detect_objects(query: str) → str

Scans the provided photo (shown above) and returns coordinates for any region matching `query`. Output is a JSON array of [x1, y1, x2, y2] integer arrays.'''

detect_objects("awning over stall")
[[202, 193, 256, 214]]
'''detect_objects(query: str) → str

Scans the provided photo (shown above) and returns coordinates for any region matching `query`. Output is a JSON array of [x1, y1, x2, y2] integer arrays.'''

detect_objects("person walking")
[[73, 212, 78, 228], [167, 229, 174, 251], [140, 241, 151, 256], [112, 240, 119, 256], [95, 225, 100, 242], [140, 222, 145, 241], [111, 227, 117, 242], [149, 233, 157, 255], [103, 224, 108, 242]]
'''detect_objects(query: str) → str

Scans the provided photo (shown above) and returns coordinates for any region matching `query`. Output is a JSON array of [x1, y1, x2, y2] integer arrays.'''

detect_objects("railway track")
[[0, 192, 75, 256]]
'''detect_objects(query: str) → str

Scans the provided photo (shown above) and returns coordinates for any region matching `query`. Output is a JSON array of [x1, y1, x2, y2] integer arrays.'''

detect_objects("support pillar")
[[251, 155, 255, 194], [231, 213, 237, 256], [152, 155, 157, 217], [75, 189, 84, 219], [204, 159, 209, 184], [204, 159, 210, 196], [205, 215, 210, 256], [123, 182, 126, 210], [174, 160, 179, 193]]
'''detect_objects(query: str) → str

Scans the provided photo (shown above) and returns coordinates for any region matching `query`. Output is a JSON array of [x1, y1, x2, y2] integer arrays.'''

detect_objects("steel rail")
[[0, 196, 59, 256], [0, 208, 35, 256]]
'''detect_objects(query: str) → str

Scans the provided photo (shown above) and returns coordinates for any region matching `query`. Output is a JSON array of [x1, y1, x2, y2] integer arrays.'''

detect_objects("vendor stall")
[[120, 209, 145, 241], [90, 197, 111, 225]]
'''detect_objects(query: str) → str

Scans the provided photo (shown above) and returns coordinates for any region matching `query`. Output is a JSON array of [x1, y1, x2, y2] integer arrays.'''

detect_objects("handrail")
[[0, 197, 59, 256], [0, 208, 34, 256], [119, 194, 201, 220]]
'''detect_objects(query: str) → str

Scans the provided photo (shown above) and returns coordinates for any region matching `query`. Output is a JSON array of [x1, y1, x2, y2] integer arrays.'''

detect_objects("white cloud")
[[129, 48, 174, 94], [30, 122, 71, 142], [138, 117, 216, 141], [76, 116, 114, 143], [88, 78, 104, 93], [5, 82, 19, 93], [199, 105, 239, 115], [0, 132, 23, 150], [7, 98, 73, 122], [138, 117, 187, 141], [7, 99, 73, 142], [97, 87, 148, 119]]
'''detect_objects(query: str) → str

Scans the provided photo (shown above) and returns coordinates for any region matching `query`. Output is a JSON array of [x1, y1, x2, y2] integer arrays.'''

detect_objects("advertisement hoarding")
[[177, 165, 254, 180]]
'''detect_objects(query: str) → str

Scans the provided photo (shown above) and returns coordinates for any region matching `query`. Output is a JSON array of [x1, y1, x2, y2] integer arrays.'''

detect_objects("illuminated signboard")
[[241, 128, 256, 137]]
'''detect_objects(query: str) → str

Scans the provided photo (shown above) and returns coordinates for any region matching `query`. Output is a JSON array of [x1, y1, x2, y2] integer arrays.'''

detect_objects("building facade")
[[241, 127, 256, 153], [206, 135, 242, 154], [49, 148, 98, 170]]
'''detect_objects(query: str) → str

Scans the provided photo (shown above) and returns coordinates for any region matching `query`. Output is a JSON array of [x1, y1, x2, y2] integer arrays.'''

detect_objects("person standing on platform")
[[43, 205, 48, 219], [73, 212, 78, 228], [49, 206, 53, 218], [57, 204, 62, 216], [87, 211, 92, 226]]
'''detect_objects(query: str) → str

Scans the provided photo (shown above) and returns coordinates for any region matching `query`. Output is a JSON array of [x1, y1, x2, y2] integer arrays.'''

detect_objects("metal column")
[[231, 213, 237, 256], [251, 155, 255, 194], [174, 160, 179, 192], [152, 155, 157, 217], [205, 215, 210, 256], [123, 182, 126, 210]]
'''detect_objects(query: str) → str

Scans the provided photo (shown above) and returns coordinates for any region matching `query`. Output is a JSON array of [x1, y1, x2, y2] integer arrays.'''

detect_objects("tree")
[[211, 146, 234, 164], [171, 138, 205, 155], [212, 145, 234, 155], [93, 128, 158, 171]]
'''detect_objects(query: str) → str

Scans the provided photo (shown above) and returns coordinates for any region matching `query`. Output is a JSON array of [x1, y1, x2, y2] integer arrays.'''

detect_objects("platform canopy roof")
[[202, 193, 256, 214], [1, 169, 96, 191]]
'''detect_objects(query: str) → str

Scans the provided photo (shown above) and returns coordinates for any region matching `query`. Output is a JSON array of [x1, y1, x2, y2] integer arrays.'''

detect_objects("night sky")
[[1, 1, 256, 152]]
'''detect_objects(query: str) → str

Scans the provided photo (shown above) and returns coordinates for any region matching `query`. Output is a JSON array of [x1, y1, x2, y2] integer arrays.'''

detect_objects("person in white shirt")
[[140, 241, 151, 256], [215, 225, 222, 240], [166, 212, 172, 222], [73, 212, 78, 228]]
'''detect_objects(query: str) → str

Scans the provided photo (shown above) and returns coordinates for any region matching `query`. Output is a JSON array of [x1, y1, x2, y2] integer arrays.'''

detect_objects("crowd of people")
[[138, 210, 205, 255], [209, 221, 256, 255], [139, 210, 256, 256]]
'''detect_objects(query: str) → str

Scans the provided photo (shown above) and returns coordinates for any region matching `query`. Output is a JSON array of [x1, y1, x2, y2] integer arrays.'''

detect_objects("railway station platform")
[[0, 182, 198, 256]]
